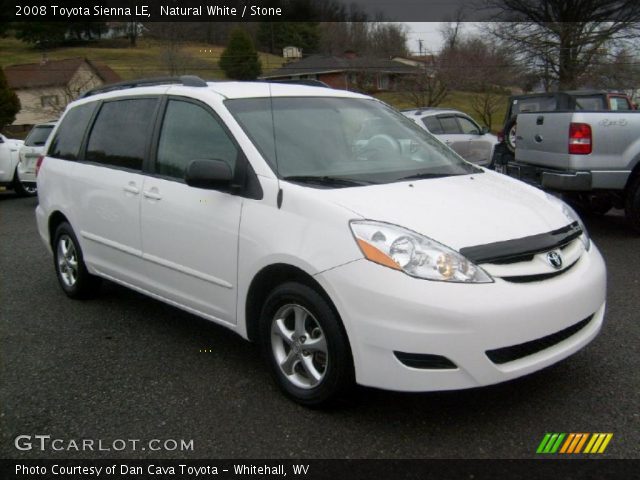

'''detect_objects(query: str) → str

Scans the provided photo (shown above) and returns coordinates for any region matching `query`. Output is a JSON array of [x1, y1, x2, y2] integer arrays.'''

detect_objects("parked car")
[[17, 122, 57, 196], [402, 108, 498, 167], [0, 134, 29, 196], [509, 108, 640, 232], [36, 77, 606, 406], [493, 90, 636, 171]]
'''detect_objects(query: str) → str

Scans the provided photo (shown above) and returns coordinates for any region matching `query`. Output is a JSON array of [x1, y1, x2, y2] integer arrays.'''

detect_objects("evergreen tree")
[[0, 68, 20, 127], [219, 28, 262, 80]]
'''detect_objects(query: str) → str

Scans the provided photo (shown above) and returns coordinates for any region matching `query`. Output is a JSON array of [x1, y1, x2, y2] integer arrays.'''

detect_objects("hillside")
[[0, 37, 285, 80], [0, 37, 508, 131]]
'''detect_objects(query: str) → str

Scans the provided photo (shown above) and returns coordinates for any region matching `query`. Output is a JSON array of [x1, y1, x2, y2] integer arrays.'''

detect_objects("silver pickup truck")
[[506, 110, 640, 232]]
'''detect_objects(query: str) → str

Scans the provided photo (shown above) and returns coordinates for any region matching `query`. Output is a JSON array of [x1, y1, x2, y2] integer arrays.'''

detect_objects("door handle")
[[123, 182, 140, 195], [143, 189, 162, 201]]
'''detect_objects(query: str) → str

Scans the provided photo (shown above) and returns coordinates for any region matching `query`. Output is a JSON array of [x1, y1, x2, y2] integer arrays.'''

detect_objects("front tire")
[[259, 282, 354, 407], [53, 222, 101, 298]]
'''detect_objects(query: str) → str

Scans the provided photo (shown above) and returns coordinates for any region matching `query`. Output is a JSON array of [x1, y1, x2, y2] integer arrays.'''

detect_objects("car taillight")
[[569, 123, 592, 155], [497, 129, 504, 143], [35, 155, 44, 176]]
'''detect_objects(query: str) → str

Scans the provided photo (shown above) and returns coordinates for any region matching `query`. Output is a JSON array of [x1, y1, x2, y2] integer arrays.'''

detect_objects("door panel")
[[74, 97, 158, 284], [140, 98, 242, 324]]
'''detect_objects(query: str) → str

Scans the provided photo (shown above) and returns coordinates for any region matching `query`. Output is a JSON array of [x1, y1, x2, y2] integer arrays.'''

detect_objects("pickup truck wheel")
[[505, 118, 517, 154], [625, 176, 640, 234], [53, 222, 101, 298], [259, 282, 354, 407]]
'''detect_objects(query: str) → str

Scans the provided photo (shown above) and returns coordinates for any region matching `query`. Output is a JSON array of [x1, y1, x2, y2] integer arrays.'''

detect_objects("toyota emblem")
[[547, 251, 563, 269]]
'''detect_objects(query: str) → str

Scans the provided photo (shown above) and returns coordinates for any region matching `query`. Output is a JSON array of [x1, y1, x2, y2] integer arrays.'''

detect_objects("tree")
[[0, 68, 20, 127], [14, 22, 68, 47], [219, 28, 262, 80], [471, 89, 505, 129], [400, 72, 448, 108], [484, 0, 640, 90], [257, 22, 320, 55]]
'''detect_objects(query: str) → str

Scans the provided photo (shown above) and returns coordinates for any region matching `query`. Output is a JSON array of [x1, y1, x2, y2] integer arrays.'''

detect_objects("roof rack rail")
[[264, 79, 331, 88], [81, 75, 208, 98]]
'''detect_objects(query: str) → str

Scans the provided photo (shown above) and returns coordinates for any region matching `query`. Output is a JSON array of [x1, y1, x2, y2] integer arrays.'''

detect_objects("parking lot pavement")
[[1, 192, 638, 459]]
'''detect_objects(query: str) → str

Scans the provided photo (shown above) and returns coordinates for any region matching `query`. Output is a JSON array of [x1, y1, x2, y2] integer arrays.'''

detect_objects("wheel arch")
[[244, 263, 346, 344], [48, 211, 71, 249]]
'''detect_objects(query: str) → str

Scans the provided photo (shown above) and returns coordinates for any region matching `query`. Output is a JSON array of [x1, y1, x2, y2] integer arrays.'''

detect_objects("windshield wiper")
[[394, 172, 454, 182], [283, 175, 370, 187]]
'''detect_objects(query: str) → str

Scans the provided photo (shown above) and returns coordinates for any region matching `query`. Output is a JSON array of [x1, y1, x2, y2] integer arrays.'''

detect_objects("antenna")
[[267, 82, 283, 208]]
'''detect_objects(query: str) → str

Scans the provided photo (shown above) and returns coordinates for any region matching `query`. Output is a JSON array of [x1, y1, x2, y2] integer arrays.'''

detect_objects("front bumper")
[[316, 244, 606, 392]]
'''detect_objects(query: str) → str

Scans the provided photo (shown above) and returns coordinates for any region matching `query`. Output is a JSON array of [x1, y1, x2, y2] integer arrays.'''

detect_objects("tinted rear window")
[[86, 98, 157, 171], [49, 103, 97, 160], [25, 125, 54, 147], [422, 116, 443, 134]]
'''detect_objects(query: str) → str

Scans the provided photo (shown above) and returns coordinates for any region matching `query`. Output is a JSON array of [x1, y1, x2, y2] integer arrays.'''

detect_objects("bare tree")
[[400, 72, 448, 108], [471, 89, 504, 129], [484, 0, 640, 89]]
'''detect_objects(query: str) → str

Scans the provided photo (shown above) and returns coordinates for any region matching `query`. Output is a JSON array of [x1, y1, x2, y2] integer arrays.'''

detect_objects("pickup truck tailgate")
[[515, 111, 640, 172]]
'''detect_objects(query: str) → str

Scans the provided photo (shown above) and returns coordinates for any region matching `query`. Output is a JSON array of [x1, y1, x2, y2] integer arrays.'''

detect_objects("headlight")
[[545, 194, 591, 251], [350, 220, 493, 283]]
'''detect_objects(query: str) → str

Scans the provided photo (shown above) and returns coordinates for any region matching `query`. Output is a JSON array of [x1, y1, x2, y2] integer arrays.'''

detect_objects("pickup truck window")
[[575, 96, 606, 110], [609, 97, 631, 111]]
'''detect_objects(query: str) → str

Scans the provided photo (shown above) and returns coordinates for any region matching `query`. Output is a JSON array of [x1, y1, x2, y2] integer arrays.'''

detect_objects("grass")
[[1, 36, 507, 131], [375, 90, 510, 133], [0, 37, 285, 80]]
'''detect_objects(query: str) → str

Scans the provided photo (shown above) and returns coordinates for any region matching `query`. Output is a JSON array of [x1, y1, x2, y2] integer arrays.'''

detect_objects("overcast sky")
[[404, 22, 482, 54]]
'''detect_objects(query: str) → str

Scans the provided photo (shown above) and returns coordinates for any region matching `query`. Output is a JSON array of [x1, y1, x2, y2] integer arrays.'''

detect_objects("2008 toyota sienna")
[[36, 77, 606, 406]]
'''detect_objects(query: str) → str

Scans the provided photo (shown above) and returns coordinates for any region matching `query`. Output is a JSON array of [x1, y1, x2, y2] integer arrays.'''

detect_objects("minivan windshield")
[[226, 97, 479, 186]]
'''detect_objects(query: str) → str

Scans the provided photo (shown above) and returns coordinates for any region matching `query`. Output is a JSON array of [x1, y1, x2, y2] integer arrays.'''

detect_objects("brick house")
[[260, 53, 419, 92]]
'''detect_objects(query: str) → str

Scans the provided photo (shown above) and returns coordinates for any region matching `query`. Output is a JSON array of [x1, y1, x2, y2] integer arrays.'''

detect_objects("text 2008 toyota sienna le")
[[36, 77, 606, 406]]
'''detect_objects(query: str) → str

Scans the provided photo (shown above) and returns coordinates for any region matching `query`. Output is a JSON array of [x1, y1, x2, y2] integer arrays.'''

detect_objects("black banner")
[[1, 459, 639, 480]]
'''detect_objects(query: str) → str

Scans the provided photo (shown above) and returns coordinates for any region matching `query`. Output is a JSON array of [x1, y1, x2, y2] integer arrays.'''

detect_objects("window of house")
[[377, 75, 390, 90], [41, 95, 60, 108]]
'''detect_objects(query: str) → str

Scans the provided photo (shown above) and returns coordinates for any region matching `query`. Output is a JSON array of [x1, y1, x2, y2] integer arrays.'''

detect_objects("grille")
[[394, 352, 457, 370], [486, 315, 593, 365], [501, 259, 579, 283]]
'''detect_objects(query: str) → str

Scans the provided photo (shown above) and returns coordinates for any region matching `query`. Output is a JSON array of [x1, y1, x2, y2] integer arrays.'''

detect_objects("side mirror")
[[480, 126, 490, 135], [185, 159, 233, 190]]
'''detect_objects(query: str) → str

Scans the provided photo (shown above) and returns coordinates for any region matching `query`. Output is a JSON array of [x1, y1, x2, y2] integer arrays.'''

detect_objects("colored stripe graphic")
[[537, 433, 613, 454]]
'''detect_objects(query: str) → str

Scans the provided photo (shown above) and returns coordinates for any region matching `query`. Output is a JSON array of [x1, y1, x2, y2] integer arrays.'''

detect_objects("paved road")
[[1, 192, 638, 459]]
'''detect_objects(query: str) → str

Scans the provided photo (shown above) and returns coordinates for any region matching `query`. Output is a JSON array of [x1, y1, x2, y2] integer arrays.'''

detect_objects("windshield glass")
[[25, 125, 54, 146], [225, 97, 479, 185]]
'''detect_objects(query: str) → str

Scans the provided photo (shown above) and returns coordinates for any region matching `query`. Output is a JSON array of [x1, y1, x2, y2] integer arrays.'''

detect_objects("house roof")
[[5, 57, 121, 89], [261, 55, 419, 79]]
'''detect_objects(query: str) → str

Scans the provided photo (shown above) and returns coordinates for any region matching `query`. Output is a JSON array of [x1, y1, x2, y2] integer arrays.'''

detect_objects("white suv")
[[36, 77, 606, 406]]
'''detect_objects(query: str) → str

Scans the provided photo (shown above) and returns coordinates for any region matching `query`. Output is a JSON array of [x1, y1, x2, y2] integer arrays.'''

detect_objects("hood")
[[320, 170, 572, 251]]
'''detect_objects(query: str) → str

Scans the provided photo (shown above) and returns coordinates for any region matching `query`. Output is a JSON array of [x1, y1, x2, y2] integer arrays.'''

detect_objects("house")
[[260, 52, 420, 92], [5, 57, 121, 125]]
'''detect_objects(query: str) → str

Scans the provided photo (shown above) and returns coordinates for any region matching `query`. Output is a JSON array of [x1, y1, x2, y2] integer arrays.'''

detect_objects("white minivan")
[[36, 77, 606, 406]]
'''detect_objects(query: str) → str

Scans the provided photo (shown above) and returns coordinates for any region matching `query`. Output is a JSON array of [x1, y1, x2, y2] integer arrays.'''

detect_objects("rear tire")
[[625, 175, 640, 234], [53, 222, 101, 298], [13, 168, 37, 197], [259, 282, 354, 407]]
